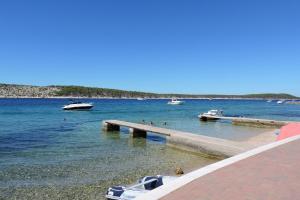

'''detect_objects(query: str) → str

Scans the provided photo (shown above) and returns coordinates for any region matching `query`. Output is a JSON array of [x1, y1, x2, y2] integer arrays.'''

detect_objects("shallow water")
[[0, 98, 299, 199]]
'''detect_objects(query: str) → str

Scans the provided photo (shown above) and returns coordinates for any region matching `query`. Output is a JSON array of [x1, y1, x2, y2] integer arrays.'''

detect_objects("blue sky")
[[0, 0, 299, 95]]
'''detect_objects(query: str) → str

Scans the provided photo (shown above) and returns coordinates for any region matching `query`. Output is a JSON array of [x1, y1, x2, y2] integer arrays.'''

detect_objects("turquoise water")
[[0, 98, 299, 199]]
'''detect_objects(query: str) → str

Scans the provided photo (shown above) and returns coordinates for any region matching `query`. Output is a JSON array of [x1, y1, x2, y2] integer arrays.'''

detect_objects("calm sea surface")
[[1, 98, 299, 199]]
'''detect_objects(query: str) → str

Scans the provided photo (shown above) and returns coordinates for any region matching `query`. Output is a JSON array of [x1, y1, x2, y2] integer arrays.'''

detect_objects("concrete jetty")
[[102, 120, 271, 158], [199, 115, 291, 128]]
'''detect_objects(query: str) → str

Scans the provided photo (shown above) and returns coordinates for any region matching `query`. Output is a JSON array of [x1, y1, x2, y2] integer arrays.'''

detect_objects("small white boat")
[[62, 101, 93, 110], [199, 109, 223, 121], [137, 97, 146, 101], [106, 175, 177, 200], [277, 100, 284, 104], [167, 98, 184, 105], [267, 99, 272, 103]]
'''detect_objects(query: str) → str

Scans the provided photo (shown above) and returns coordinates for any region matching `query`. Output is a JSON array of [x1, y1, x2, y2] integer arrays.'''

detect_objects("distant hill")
[[243, 93, 298, 99], [0, 83, 298, 99]]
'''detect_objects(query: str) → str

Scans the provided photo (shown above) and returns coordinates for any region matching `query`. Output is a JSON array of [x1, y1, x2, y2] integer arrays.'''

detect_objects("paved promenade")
[[136, 135, 300, 200]]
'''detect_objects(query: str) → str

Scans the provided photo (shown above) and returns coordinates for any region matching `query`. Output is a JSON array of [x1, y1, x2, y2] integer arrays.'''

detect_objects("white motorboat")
[[277, 100, 284, 104], [167, 98, 184, 105], [199, 109, 223, 121], [267, 99, 272, 103], [137, 97, 146, 101], [62, 101, 93, 110], [106, 175, 177, 200]]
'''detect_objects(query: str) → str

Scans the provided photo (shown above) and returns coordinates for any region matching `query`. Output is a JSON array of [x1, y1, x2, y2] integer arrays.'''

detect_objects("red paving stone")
[[161, 138, 300, 200]]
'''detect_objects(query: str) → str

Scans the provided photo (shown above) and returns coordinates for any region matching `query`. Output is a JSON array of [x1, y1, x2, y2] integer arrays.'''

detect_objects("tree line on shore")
[[0, 83, 298, 99]]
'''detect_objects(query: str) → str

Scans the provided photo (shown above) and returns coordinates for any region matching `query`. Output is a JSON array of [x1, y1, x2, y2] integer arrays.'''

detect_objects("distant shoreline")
[[1, 83, 299, 100], [0, 96, 298, 100]]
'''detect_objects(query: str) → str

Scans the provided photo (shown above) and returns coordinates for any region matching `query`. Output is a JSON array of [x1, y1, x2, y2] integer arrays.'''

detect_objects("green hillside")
[[0, 83, 299, 99]]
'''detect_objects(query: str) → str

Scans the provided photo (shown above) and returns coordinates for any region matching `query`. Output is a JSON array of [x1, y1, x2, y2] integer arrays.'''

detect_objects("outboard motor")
[[139, 175, 163, 190], [106, 186, 125, 200]]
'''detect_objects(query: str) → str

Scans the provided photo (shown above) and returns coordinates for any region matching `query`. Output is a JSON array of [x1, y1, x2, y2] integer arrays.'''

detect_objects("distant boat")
[[167, 98, 184, 105], [137, 97, 146, 101], [267, 99, 272, 103], [106, 175, 177, 200], [199, 109, 223, 121], [62, 101, 93, 110], [277, 100, 285, 104]]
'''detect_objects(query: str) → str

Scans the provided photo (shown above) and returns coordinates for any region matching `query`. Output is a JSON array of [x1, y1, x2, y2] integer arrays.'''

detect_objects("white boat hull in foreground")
[[106, 175, 177, 200]]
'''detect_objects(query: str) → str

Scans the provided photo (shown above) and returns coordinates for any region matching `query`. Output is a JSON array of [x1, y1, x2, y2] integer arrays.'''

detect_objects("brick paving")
[[161, 138, 300, 200]]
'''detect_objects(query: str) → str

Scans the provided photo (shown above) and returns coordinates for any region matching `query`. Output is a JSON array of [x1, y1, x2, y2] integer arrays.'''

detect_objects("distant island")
[[0, 83, 298, 99]]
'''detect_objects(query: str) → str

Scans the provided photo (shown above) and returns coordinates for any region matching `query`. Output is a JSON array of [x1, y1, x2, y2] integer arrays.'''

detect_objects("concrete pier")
[[102, 121, 120, 131], [199, 115, 291, 128], [129, 128, 147, 138], [102, 120, 265, 158], [232, 117, 288, 128]]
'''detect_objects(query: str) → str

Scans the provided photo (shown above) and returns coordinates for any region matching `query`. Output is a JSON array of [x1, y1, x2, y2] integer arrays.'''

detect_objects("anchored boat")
[[277, 100, 285, 104], [106, 175, 177, 200], [167, 98, 184, 105], [199, 109, 223, 121], [62, 101, 93, 110], [137, 97, 146, 101]]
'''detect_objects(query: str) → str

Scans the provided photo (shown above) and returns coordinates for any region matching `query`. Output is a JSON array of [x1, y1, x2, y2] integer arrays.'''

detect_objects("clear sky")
[[0, 0, 299, 95]]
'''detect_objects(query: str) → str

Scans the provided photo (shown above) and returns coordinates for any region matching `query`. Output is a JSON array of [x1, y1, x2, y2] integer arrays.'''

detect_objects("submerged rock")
[[175, 167, 184, 175]]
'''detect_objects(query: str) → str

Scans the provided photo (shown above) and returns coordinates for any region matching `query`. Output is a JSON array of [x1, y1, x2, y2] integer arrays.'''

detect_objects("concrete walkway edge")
[[135, 134, 300, 200]]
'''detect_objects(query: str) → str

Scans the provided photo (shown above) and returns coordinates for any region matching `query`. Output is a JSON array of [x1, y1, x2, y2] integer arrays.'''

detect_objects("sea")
[[0, 98, 299, 199]]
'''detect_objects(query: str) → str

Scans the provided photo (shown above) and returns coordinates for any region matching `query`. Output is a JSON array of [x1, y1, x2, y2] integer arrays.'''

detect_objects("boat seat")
[[140, 176, 163, 190]]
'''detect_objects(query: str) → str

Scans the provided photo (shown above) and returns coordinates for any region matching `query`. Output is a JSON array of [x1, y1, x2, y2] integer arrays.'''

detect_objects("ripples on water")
[[0, 98, 299, 199]]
